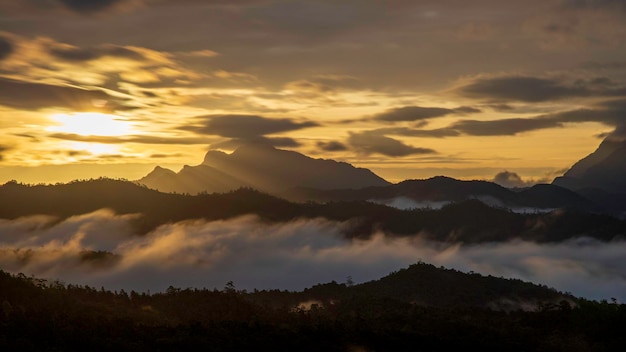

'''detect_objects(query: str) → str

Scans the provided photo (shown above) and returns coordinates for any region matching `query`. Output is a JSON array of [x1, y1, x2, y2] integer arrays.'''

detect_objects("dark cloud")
[[284, 75, 361, 93], [183, 115, 318, 139], [454, 106, 482, 114], [562, 0, 626, 11], [49, 44, 144, 62], [540, 99, 626, 128], [58, 0, 125, 14], [373, 118, 562, 138], [581, 61, 626, 70], [0, 77, 126, 111], [459, 75, 626, 102], [316, 141, 348, 152], [65, 150, 91, 157], [348, 131, 436, 157], [457, 76, 590, 102], [210, 136, 301, 150], [605, 124, 626, 141], [371, 98, 626, 138], [0, 145, 11, 161], [372, 105, 479, 123], [373, 127, 461, 138], [0, 36, 13, 61], [450, 118, 563, 136], [149, 153, 184, 158], [487, 104, 515, 112]]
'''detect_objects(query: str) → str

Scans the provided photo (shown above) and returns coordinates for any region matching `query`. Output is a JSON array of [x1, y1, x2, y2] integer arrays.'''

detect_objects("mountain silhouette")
[[1, 178, 624, 243], [554, 136, 626, 194], [284, 176, 599, 213], [138, 143, 390, 194]]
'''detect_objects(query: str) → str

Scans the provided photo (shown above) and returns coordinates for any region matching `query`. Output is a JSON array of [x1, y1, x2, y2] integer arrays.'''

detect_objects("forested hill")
[[1, 263, 624, 351], [1, 178, 625, 243]]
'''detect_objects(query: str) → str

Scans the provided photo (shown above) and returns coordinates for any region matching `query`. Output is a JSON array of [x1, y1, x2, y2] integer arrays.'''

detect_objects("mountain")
[[138, 143, 390, 194], [1, 178, 625, 243], [553, 136, 626, 194], [284, 176, 600, 213]]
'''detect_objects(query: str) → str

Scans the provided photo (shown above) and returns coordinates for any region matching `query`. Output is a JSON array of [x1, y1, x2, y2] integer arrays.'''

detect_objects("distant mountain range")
[[283, 176, 600, 213], [136, 141, 626, 217], [1, 178, 625, 243], [138, 143, 389, 194]]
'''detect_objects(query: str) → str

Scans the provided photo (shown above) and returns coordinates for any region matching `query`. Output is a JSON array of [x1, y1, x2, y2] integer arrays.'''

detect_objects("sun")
[[47, 112, 135, 137]]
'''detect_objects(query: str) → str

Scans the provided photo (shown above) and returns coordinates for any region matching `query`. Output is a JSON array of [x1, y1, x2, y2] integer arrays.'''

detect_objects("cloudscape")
[[1, 0, 625, 183], [4, 3, 626, 348], [2, 210, 626, 302]]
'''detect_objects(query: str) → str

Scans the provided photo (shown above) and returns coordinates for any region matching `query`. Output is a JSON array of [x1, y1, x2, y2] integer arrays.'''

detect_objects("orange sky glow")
[[1, 0, 625, 185]]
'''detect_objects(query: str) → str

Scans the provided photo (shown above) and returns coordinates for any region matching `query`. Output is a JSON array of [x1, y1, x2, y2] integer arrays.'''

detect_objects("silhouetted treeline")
[[1, 179, 625, 243], [1, 263, 625, 351]]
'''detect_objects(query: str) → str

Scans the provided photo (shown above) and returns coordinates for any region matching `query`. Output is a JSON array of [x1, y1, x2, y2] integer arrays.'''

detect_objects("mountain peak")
[[141, 145, 390, 194], [148, 165, 176, 176], [553, 135, 626, 193]]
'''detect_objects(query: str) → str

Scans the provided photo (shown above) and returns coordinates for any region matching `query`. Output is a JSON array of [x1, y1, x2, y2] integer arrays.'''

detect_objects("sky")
[[1, 0, 626, 184]]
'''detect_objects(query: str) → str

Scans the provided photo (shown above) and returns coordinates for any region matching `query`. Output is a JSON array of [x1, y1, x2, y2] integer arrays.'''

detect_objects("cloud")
[[0, 36, 13, 60], [456, 75, 626, 102], [373, 127, 461, 138], [0, 33, 199, 90], [317, 141, 348, 152], [57, 0, 129, 14], [209, 136, 301, 150], [581, 61, 626, 70], [49, 132, 212, 145], [493, 171, 533, 188], [373, 118, 561, 138], [0, 77, 126, 111], [371, 105, 480, 122], [561, 0, 626, 11], [284, 75, 360, 93], [183, 115, 318, 139], [348, 131, 436, 157], [536, 99, 626, 130], [456, 22, 496, 41], [3, 211, 626, 302], [0, 145, 11, 161], [369, 197, 451, 210], [450, 118, 563, 136], [366, 98, 626, 138], [49, 43, 145, 62]]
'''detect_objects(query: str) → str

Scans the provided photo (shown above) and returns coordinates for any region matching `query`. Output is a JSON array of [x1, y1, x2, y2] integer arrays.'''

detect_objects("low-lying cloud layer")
[[1, 209, 625, 302]]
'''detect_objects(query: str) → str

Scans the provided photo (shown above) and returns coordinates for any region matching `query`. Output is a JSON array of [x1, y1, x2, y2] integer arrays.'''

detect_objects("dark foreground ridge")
[[1, 178, 625, 243], [2, 262, 625, 351]]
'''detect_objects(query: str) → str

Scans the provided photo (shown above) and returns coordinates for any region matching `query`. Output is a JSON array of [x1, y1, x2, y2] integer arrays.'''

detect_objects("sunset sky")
[[1, 0, 625, 184]]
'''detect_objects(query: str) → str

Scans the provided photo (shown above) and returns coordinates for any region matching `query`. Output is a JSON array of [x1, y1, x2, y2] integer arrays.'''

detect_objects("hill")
[[4, 262, 621, 351]]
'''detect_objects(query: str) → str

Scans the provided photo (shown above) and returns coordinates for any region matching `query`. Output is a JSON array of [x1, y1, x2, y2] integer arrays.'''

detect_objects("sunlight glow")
[[68, 142, 119, 156], [47, 112, 135, 137]]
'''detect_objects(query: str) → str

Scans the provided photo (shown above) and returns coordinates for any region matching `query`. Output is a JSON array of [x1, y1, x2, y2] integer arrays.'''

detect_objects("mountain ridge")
[[2, 178, 625, 243], [553, 137, 626, 194], [138, 143, 390, 194]]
